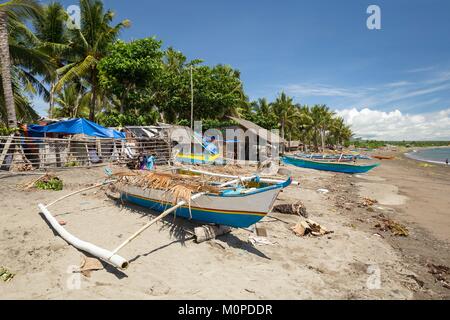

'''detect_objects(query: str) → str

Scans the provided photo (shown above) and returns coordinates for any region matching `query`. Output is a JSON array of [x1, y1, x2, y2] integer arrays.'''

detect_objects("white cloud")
[[337, 108, 450, 140], [284, 84, 361, 98]]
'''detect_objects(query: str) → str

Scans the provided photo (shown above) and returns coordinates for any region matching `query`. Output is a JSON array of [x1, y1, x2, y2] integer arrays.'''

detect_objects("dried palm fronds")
[[114, 170, 221, 203]]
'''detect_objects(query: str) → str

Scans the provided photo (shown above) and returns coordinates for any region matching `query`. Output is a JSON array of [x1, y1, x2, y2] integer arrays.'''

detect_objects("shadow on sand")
[[114, 199, 271, 262]]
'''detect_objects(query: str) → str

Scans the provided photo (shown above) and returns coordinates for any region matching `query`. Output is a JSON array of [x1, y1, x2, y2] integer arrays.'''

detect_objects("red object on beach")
[[58, 220, 67, 226]]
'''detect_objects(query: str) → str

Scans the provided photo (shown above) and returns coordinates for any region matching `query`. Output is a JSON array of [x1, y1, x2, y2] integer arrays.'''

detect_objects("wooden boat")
[[373, 155, 394, 160], [296, 153, 372, 161], [119, 173, 292, 228], [174, 152, 223, 165], [282, 156, 379, 174]]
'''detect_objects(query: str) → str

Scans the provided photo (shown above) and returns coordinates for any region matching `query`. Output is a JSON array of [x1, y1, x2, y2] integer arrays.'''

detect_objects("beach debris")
[[427, 263, 450, 289], [317, 188, 329, 194], [291, 219, 333, 237], [248, 235, 275, 246], [58, 220, 67, 226], [406, 274, 424, 288], [194, 225, 231, 244], [78, 256, 104, 277], [373, 233, 384, 238], [419, 163, 435, 168], [255, 226, 268, 237], [359, 197, 378, 207], [0, 266, 15, 282], [374, 219, 409, 237], [273, 201, 308, 218]]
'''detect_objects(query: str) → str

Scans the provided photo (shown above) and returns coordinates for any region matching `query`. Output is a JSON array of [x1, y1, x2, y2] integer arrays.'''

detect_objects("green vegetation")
[[353, 140, 450, 149], [35, 176, 63, 191], [0, 0, 352, 150]]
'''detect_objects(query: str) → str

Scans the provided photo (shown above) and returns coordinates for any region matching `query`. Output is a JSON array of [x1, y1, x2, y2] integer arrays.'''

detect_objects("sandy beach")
[[1, 153, 449, 300]]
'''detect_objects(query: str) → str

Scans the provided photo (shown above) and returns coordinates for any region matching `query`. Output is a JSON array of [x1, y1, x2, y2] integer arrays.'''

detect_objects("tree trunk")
[[321, 129, 325, 152], [89, 71, 96, 122], [280, 119, 285, 155], [0, 12, 17, 128], [49, 80, 55, 119]]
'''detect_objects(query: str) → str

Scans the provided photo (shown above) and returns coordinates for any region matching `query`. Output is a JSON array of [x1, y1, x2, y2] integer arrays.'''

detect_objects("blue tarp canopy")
[[27, 118, 126, 139]]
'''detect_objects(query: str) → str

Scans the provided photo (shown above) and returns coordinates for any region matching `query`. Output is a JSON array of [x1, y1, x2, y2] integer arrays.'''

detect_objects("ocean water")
[[406, 147, 450, 165]]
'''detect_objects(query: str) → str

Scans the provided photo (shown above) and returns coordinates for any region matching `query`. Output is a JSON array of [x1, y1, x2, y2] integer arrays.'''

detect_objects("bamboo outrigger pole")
[[37, 180, 130, 269], [38, 174, 257, 270], [109, 175, 257, 256]]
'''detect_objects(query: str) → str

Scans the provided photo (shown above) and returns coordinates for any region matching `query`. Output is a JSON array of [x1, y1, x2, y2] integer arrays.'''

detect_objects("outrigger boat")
[[38, 167, 293, 270], [282, 155, 379, 174], [117, 169, 292, 228], [296, 152, 372, 161], [174, 152, 223, 165]]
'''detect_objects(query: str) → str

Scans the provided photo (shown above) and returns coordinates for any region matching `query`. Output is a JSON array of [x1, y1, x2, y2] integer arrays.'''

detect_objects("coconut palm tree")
[[271, 92, 294, 144], [0, 0, 42, 127], [34, 2, 69, 118], [53, 83, 90, 118], [55, 0, 130, 121], [310, 104, 334, 151]]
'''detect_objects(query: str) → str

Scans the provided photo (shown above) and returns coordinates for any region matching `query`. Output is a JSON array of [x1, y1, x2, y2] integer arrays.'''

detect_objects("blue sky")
[[36, 0, 450, 139]]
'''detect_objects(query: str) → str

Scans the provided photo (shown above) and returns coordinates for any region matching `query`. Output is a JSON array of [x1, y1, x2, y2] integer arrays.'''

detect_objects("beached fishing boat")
[[282, 156, 379, 174], [174, 152, 223, 165], [117, 171, 292, 228], [373, 155, 395, 160], [296, 153, 372, 161]]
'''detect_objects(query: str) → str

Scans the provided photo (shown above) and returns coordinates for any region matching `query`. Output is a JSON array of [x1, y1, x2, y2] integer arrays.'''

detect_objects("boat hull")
[[175, 153, 223, 165], [120, 185, 281, 228], [283, 156, 379, 174]]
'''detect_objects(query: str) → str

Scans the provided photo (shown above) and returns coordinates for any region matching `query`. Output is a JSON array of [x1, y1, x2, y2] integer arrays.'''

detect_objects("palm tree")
[[310, 104, 334, 152], [34, 2, 69, 118], [53, 83, 90, 118], [271, 92, 295, 146], [56, 0, 130, 121], [0, 0, 42, 127]]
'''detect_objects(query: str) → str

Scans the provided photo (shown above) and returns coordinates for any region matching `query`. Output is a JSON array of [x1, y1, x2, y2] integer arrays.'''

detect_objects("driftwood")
[[273, 201, 308, 218], [194, 225, 232, 243]]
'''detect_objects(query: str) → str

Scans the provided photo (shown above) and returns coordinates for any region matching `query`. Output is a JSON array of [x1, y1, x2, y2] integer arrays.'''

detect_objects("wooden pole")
[[0, 134, 14, 167]]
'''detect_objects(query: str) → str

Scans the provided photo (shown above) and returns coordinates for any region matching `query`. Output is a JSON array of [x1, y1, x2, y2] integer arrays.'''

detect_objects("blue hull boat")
[[120, 177, 292, 228], [282, 156, 379, 174]]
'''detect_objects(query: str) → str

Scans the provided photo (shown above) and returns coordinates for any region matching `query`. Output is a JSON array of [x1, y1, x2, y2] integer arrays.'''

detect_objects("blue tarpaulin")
[[27, 118, 126, 139]]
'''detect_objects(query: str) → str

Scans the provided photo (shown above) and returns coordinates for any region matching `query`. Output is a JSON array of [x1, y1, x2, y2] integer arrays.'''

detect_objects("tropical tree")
[[0, 0, 42, 127], [34, 2, 69, 118], [98, 37, 164, 113], [329, 116, 353, 146], [310, 104, 334, 151], [55, 0, 130, 121], [53, 83, 90, 118], [271, 92, 295, 145]]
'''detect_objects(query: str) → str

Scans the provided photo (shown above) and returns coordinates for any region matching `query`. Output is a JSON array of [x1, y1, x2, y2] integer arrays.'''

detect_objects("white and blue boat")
[[119, 173, 292, 228]]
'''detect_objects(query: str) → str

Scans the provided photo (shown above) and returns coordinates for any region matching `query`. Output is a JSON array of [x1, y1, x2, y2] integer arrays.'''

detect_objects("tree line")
[[0, 0, 353, 150]]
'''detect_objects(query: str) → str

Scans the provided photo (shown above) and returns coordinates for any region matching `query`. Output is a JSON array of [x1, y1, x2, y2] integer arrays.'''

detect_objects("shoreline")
[[403, 146, 450, 166]]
